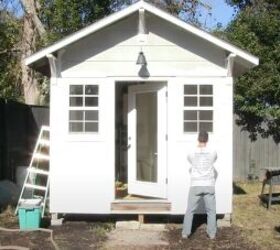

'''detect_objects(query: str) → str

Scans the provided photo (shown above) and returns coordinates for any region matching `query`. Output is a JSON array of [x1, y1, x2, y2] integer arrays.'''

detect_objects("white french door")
[[127, 83, 167, 199]]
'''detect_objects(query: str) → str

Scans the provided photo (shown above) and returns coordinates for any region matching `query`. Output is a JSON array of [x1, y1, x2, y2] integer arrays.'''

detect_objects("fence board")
[[233, 120, 280, 181], [0, 99, 49, 181]]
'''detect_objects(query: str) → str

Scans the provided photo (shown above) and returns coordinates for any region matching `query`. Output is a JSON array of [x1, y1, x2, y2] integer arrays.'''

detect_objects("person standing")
[[182, 131, 217, 239]]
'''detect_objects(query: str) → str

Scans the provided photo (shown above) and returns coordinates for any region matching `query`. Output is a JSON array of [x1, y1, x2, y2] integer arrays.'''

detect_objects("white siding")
[[49, 11, 233, 215], [167, 77, 233, 214], [50, 78, 115, 214], [61, 13, 226, 78]]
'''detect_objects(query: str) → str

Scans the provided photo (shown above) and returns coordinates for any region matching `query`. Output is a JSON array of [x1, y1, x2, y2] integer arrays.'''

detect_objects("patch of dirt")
[[0, 216, 112, 249], [52, 221, 111, 249], [0, 221, 262, 250], [104, 228, 169, 250], [0, 230, 53, 249], [166, 224, 261, 250]]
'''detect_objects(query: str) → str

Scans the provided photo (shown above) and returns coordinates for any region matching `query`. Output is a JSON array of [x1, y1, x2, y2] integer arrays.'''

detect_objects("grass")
[[233, 181, 280, 250], [0, 206, 18, 228]]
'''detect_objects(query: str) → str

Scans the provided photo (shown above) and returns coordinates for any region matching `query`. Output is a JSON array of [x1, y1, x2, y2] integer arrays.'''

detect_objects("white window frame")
[[68, 84, 99, 134], [183, 84, 214, 133]]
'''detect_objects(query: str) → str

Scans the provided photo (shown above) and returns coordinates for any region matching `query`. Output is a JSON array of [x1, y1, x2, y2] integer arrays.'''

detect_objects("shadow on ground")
[[233, 182, 247, 195]]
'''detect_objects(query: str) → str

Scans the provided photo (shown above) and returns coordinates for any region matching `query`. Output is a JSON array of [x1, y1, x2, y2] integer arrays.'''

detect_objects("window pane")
[[199, 111, 213, 121], [85, 111, 98, 121], [184, 110, 197, 121], [70, 97, 83, 107], [69, 122, 83, 132], [85, 122, 98, 132], [69, 110, 83, 121], [85, 97, 98, 107], [184, 85, 197, 95], [70, 85, 83, 95], [200, 97, 213, 106], [200, 85, 213, 95], [199, 122, 213, 132], [85, 85, 98, 95], [184, 122, 197, 132], [184, 97, 197, 107]]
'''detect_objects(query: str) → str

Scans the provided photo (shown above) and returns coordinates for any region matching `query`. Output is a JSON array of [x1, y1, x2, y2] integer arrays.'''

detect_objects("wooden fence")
[[0, 99, 49, 181], [233, 121, 280, 181]]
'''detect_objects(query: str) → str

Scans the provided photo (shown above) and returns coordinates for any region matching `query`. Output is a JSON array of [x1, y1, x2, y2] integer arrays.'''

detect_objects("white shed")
[[26, 1, 258, 218]]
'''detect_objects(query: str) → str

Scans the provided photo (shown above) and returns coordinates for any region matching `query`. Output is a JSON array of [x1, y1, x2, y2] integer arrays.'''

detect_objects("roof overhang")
[[26, 0, 259, 75]]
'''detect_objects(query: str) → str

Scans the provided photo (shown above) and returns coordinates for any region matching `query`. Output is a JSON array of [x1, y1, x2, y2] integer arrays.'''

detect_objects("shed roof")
[[26, 0, 259, 75]]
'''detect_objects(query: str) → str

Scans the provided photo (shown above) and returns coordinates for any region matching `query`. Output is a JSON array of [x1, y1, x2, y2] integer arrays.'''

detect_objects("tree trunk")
[[20, 0, 46, 104]]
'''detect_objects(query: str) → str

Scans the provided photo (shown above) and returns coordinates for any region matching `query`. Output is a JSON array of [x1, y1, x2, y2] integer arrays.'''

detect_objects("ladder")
[[15, 126, 50, 218]]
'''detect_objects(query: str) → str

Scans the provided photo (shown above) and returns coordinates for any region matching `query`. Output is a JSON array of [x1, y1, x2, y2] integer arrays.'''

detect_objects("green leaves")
[[226, 1, 280, 141], [38, 0, 113, 45], [0, 11, 22, 101]]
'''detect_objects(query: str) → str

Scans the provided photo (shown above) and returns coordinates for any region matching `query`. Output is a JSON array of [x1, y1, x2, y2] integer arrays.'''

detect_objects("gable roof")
[[26, 0, 259, 73]]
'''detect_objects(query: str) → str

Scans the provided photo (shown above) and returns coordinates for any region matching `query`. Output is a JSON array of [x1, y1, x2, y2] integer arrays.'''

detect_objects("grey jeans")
[[182, 186, 217, 237]]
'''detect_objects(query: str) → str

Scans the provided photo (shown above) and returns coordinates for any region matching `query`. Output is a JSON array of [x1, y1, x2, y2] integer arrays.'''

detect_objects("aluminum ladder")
[[15, 126, 50, 218]]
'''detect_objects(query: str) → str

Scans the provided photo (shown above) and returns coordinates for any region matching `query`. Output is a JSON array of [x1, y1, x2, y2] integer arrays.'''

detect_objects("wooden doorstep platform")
[[111, 200, 171, 214]]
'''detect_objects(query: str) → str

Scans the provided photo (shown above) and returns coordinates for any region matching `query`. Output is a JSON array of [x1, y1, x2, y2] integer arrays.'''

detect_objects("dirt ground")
[[1, 182, 280, 249], [0, 219, 259, 250], [0, 212, 260, 250]]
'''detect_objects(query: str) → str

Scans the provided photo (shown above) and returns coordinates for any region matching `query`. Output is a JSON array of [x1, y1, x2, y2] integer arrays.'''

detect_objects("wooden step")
[[111, 201, 171, 212]]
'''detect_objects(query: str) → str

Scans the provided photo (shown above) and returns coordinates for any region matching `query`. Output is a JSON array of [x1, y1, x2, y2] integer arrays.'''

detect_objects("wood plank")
[[111, 202, 171, 212]]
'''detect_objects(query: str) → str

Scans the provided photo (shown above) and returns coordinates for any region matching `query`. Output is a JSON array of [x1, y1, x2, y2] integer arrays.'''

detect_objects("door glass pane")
[[136, 92, 157, 183]]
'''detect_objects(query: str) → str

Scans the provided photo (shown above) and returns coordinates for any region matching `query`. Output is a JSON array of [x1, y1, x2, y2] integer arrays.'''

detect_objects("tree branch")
[[0, 48, 21, 55], [20, 0, 46, 36]]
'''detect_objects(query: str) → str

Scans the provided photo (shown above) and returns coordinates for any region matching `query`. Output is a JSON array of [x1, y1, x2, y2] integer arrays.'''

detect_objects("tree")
[[225, 0, 280, 142], [0, 0, 210, 104], [0, 8, 22, 100]]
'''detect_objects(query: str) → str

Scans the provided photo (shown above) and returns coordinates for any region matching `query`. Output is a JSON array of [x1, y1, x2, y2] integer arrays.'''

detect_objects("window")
[[183, 84, 213, 132], [69, 85, 99, 133]]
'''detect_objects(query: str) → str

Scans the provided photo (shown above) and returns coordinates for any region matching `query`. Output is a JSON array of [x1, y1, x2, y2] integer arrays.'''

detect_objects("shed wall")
[[49, 78, 115, 213], [61, 13, 226, 78], [167, 77, 233, 214], [49, 11, 233, 214]]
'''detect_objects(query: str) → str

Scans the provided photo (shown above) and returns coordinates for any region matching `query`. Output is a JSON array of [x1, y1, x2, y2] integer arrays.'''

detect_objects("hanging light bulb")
[[136, 51, 147, 65]]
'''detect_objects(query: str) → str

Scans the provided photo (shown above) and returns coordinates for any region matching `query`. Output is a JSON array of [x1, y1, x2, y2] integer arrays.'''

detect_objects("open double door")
[[127, 83, 167, 199]]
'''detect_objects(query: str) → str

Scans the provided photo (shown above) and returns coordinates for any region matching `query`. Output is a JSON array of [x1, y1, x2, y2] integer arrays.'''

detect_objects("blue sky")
[[6, 0, 235, 30], [200, 0, 236, 29]]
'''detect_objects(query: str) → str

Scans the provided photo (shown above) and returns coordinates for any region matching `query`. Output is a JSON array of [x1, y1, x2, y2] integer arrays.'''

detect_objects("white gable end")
[[61, 12, 226, 78], [26, 0, 258, 77]]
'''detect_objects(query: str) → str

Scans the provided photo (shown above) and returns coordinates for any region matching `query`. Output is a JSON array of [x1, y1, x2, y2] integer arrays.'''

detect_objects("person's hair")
[[198, 131, 208, 143]]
